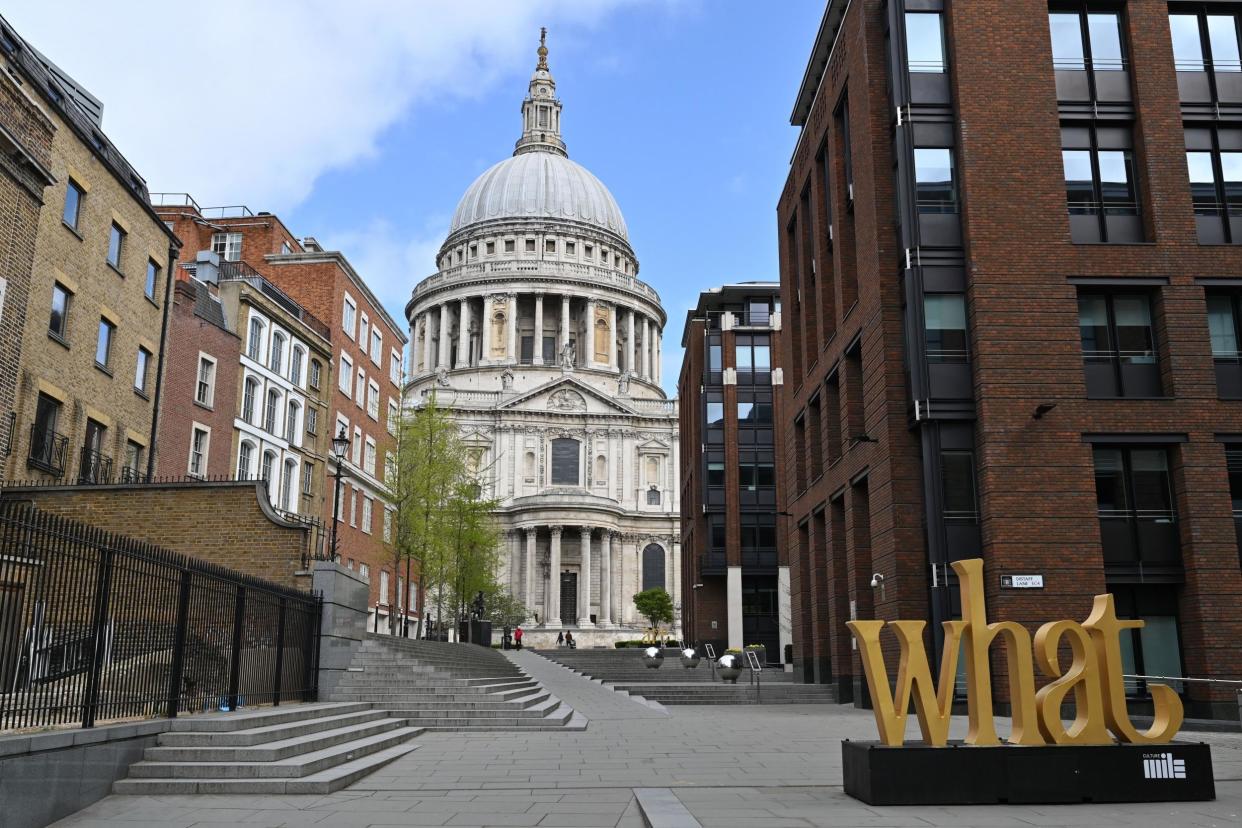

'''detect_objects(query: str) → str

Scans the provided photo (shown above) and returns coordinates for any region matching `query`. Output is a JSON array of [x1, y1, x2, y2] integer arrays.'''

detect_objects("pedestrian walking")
[[565, 630, 576, 649], [556, 630, 565, 648], [514, 626, 524, 651]]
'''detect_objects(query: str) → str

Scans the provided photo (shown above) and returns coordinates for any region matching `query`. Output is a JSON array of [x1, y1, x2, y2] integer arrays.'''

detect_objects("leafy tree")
[[633, 587, 674, 641], [485, 588, 530, 629]]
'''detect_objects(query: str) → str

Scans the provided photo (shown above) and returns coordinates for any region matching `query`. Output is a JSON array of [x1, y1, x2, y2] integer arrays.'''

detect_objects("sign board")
[[1000, 574, 1044, 589]]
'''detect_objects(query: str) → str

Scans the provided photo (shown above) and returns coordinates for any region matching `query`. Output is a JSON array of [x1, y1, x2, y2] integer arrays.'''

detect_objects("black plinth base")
[[842, 740, 1216, 805]]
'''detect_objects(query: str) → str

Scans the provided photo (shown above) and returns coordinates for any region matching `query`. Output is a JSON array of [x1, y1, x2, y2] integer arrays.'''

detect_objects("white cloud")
[[3, 0, 659, 210]]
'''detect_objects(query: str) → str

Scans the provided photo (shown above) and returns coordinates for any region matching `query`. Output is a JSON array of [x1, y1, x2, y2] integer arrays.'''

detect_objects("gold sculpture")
[[846, 558, 1183, 747]]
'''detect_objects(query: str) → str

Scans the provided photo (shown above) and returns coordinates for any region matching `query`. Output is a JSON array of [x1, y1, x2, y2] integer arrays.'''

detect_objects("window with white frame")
[[264, 389, 280, 433], [302, 461, 314, 495], [306, 406, 318, 435], [286, 400, 301, 443], [189, 425, 210, 477], [408, 582, 417, 614], [309, 359, 322, 389], [196, 354, 216, 407], [397, 577, 405, 610], [339, 353, 353, 394], [237, 440, 254, 479], [349, 488, 358, 526], [261, 450, 276, 489], [364, 436, 377, 476], [379, 569, 390, 604], [355, 368, 366, 407], [359, 562, 370, 579], [343, 294, 357, 339], [280, 458, 297, 511], [242, 377, 259, 422], [367, 380, 380, 419], [384, 451, 395, 485], [352, 426, 363, 465], [370, 329, 382, 365], [290, 345, 305, 386], [359, 313, 369, 350], [383, 508, 394, 543], [269, 330, 285, 374], [211, 232, 242, 262], [361, 497, 373, 534], [389, 348, 402, 385], [247, 318, 263, 361], [387, 399, 398, 435]]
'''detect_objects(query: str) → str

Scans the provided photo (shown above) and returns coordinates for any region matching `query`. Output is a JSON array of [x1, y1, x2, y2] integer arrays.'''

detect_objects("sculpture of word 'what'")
[[841, 558, 1214, 806]]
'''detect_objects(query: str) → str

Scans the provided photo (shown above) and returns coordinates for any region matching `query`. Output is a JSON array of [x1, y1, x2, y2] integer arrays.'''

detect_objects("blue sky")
[[7, 1, 824, 393]]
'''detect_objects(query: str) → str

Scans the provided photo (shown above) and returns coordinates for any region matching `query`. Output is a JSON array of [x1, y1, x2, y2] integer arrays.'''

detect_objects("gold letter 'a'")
[[847, 619, 966, 746]]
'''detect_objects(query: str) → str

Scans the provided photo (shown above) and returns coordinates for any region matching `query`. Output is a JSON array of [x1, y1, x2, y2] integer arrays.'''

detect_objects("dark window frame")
[[63, 179, 84, 232], [1062, 122, 1144, 243], [1077, 289, 1163, 398]]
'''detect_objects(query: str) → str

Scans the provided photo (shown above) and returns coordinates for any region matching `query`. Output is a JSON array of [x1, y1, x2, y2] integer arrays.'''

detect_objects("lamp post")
[[329, 427, 350, 562]]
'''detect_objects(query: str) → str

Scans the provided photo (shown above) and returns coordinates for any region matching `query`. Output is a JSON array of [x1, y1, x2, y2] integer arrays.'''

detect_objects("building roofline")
[[680, 281, 780, 347], [789, 1, 850, 128], [265, 251, 408, 343]]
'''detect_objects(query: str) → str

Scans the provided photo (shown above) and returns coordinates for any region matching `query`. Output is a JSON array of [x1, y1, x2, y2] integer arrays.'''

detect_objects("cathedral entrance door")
[[559, 572, 577, 625]]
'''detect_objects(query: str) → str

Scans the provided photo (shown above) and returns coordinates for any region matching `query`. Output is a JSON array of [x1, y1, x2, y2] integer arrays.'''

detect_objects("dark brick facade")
[[779, 0, 1242, 719]]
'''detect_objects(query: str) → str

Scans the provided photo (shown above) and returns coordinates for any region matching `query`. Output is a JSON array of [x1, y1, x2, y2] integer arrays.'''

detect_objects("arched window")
[[237, 441, 254, 479], [261, 450, 276, 489], [550, 438, 580, 485], [290, 345, 305, 385], [286, 400, 301, 442], [280, 458, 297, 511], [247, 318, 263, 361], [242, 377, 259, 422], [264, 389, 281, 433], [647, 486, 661, 505], [594, 455, 607, 487], [642, 544, 665, 591], [270, 331, 286, 374]]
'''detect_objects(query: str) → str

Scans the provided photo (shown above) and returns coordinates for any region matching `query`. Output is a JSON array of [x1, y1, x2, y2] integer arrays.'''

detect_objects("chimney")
[[195, 250, 220, 284]]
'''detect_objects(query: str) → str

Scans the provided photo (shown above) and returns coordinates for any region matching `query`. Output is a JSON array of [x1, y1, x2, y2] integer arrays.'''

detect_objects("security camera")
[[870, 573, 884, 588]]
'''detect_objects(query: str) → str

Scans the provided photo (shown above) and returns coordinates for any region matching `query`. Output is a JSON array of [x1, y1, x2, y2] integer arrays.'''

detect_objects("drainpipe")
[[146, 241, 180, 479]]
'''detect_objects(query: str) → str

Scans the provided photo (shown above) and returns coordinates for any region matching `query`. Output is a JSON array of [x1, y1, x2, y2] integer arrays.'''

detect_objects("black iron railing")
[[26, 425, 68, 476], [77, 448, 113, 485], [0, 501, 322, 731]]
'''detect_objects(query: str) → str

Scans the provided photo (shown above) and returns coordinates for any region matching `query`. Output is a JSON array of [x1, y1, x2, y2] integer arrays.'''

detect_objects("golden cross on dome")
[[537, 27, 549, 69]]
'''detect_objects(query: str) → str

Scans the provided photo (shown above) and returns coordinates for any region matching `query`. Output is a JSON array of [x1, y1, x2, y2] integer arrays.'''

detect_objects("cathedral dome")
[[449, 152, 628, 240]]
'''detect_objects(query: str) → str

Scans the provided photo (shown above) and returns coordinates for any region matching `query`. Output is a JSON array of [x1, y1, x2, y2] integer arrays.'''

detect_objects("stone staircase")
[[330, 635, 584, 731], [537, 648, 837, 705], [113, 702, 420, 794]]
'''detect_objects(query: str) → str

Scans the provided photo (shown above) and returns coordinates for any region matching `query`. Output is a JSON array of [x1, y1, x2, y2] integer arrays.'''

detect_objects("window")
[[585, 244, 594, 259], [913, 147, 957, 213], [49, 282, 70, 339], [290, 345, 305, 385], [343, 294, 357, 338], [1228, 446, 1242, 562], [145, 259, 159, 301], [270, 331, 285, 374], [646, 486, 661, 505], [706, 391, 725, 446], [247, 318, 263, 361], [95, 318, 115, 369], [359, 314, 369, 349], [1208, 291, 1242, 397], [1062, 124, 1143, 243], [1049, 7, 1125, 71], [486, 241, 495, 255], [189, 426, 209, 477], [379, 570, 390, 604], [63, 179, 83, 230], [525, 238, 536, 253], [238, 441, 254, 479], [371, 329, 383, 365], [123, 440, 144, 481], [469, 244, 477, 259], [309, 359, 322, 390], [339, 353, 353, 394], [545, 239, 556, 254], [196, 355, 215, 406], [738, 450, 777, 505], [352, 426, 362, 466], [261, 450, 276, 489], [1185, 126, 1242, 244], [1171, 9, 1241, 74], [387, 399, 399, 435], [390, 348, 402, 384], [924, 294, 968, 362], [281, 241, 293, 254], [905, 11, 945, 73], [107, 223, 125, 269], [641, 544, 665, 592], [286, 400, 300, 442], [242, 377, 258, 422], [383, 509, 393, 543], [550, 437, 580, 485], [566, 241, 576, 255], [356, 368, 366, 406], [302, 461, 314, 495], [1093, 446, 1180, 567], [29, 393, 64, 473], [307, 407, 319, 435], [364, 437, 377, 476], [265, 388, 280, 433], [367, 380, 380, 419], [504, 239, 515, 253], [735, 334, 772, 381], [362, 497, 373, 534], [280, 458, 297, 511], [134, 346, 151, 394], [1078, 291, 1161, 397], [211, 232, 242, 262], [941, 450, 978, 522]]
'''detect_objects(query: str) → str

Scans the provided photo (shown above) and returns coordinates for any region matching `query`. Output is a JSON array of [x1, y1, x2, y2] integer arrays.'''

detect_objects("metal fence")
[[0, 500, 322, 731]]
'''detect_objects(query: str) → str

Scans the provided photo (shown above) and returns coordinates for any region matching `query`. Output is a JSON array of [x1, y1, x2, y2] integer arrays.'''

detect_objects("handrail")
[[1124, 674, 1242, 687]]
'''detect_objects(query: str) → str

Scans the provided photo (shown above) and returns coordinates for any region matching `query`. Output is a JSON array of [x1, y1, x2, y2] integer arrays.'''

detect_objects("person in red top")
[[514, 626, 523, 650]]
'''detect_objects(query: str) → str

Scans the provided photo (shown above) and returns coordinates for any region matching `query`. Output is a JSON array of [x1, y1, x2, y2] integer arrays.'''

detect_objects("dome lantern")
[[515, 28, 567, 158]]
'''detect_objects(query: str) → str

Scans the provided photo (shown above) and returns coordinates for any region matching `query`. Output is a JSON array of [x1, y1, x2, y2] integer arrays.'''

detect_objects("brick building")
[[1, 17, 180, 488], [154, 197, 409, 628], [0, 25, 55, 482], [779, 0, 1242, 719], [678, 284, 788, 659]]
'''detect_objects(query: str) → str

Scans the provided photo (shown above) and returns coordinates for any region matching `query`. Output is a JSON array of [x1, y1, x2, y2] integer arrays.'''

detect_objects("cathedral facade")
[[404, 34, 681, 646]]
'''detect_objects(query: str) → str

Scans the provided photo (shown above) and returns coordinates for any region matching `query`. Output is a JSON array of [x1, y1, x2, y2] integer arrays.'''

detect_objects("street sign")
[[1000, 574, 1044, 589]]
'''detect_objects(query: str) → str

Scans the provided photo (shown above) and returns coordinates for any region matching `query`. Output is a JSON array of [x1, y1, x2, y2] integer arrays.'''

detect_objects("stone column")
[[599, 531, 613, 628], [457, 297, 470, 367], [654, 329, 661, 384], [422, 312, 433, 372], [560, 295, 571, 360], [533, 294, 545, 365], [437, 304, 451, 369], [584, 298, 596, 370], [608, 303, 618, 371], [524, 527, 537, 615], [506, 293, 518, 363], [547, 525, 562, 628], [578, 526, 594, 627], [642, 316, 651, 379], [625, 309, 635, 377], [480, 296, 493, 366]]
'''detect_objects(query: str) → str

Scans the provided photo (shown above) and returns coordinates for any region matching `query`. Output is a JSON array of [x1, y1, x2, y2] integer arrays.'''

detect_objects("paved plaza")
[[51, 652, 1242, 828]]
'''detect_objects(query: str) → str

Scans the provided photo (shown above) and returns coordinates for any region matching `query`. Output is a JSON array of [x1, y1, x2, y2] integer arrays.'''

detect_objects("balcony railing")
[[413, 259, 662, 304], [120, 465, 147, 483], [26, 425, 68, 476], [78, 447, 113, 485]]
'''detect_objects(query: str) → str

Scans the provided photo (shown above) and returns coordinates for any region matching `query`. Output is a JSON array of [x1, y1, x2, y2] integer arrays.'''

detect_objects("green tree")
[[485, 588, 531, 629], [633, 587, 674, 640]]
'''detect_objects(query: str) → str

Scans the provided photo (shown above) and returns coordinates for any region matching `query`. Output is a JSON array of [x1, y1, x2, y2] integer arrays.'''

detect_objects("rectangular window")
[[352, 426, 363, 466], [123, 440, 144, 482], [1185, 125, 1242, 244], [504, 239, 515, 253], [49, 282, 71, 339], [350, 489, 358, 526], [356, 368, 366, 407], [247, 318, 263, 361], [387, 399, 399, 435], [95, 318, 115, 369], [134, 346, 151, 394], [1062, 124, 1143, 243], [1208, 291, 1242, 397], [359, 563, 369, 579], [343, 294, 357, 338], [63, 179, 83, 230], [545, 239, 556, 254], [107, 222, 125, 269], [211, 232, 242, 262], [941, 450, 978, 522], [310, 359, 322, 389], [1093, 446, 1180, 567], [196, 355, 215, 405], [390, 348, 402, 384], [525, 238, 536, 253], [362, 497, 373, 534], [302, 460, 314, 495], [379, 570, 390, 604], [914, 147, 957, 213], [924, 294, 968, 362], [339, 353, 353, 394], [486, 241, 495, 255], [29, 393, 64, 473], [368, 380, 380, 419], [359, 314, 370, 350], [1049, 8, 1124, 71], [189, 426, 210, 477], [145, 259, 160, 301], [905, 11, 945, 73], [306, 407, 319, 436], [384, 509, 393, 543], [1078, 291, 1161, 397], [370, 329, 383, 365]]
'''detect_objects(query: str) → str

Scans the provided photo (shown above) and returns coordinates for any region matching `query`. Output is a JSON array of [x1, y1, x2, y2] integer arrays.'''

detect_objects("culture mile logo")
[[1143, 753, 1187, 780]]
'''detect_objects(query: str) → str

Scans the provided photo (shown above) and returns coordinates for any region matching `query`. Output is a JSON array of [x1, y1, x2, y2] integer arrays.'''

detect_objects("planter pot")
[[642, 646, 664, 669], [680, 648, 701, 669], [718, 654, 742, 684]]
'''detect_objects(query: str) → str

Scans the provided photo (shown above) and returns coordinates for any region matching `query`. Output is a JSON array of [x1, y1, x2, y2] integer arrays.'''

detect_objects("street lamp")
[[329, 426, 350, 562]]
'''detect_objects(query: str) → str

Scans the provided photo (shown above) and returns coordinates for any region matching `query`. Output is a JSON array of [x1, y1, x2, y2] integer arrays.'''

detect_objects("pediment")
[[498, 376, 635, 416], [637, 437, 671, 452]]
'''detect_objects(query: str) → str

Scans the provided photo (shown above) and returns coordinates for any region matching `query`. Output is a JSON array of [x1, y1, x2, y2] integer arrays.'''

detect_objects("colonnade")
[[411, 292, 662, 384]]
